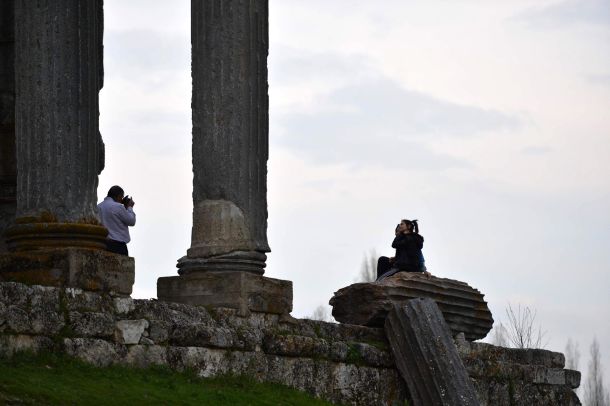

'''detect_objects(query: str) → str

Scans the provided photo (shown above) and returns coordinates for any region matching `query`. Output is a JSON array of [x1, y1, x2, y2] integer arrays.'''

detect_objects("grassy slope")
[[0, 352, 334, 405]]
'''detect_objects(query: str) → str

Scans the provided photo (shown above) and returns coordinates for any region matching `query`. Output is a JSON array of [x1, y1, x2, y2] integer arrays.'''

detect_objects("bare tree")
[[490, 322, 509, 347], [358, 249, 378, 283], [309, 305, 331, 322], [565, 338, 581, 371], [504, 303, 547, 349], [584, 338, 610, 406]]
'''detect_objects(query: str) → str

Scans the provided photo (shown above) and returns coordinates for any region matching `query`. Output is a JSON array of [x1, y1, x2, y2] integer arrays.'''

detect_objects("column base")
[[177, 251, 267, 275], [5, 222, 108, 251], [0, 248, 134, 295], [157, 271, 292, 316]]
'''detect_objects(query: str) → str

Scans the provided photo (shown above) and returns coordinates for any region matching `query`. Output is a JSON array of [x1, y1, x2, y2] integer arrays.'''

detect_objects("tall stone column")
[[0, 0, 16, 253], [7, 0, 106, 250], [179, 0, 270, 275], [0, 1, 134, 296], [158, 0, 292, 316]]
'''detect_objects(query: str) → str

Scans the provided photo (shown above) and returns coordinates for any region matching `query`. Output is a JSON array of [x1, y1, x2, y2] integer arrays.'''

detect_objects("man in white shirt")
[[97, 185, 136, 256]]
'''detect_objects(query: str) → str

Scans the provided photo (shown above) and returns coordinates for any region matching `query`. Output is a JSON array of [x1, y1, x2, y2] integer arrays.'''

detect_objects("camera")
[[122, 195, 133, 208]]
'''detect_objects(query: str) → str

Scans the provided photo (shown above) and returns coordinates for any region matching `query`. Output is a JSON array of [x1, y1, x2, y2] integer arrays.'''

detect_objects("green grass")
[[0, 352, 334, 405]]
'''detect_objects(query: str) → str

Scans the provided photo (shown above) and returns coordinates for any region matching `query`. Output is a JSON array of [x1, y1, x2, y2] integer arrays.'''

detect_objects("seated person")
[[377, 219, 429, 281]]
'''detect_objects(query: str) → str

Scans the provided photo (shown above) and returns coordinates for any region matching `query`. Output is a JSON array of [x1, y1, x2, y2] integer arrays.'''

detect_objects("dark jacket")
[[392, 233, 424, 272]]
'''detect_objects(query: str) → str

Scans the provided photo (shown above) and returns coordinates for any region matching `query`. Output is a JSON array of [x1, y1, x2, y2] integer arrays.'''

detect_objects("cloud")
[[270, 47, 375, 85], [104, 30, 190, 83], [274, 79, 520, 168], [521, 146, 552, 155], [515, 0, 610, 28], [586, 74, 610, 85]]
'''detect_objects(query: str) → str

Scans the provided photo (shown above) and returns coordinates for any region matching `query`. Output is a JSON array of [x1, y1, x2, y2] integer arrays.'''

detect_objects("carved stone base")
[[4, 222, 108, 251], [0, 248, 134, 295], [157, 271, 292, 316], [177, 251, 266, 275]]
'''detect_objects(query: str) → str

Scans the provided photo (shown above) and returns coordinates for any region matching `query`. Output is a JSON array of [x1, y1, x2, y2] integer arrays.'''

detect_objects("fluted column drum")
[[182, 0, 270, 274]]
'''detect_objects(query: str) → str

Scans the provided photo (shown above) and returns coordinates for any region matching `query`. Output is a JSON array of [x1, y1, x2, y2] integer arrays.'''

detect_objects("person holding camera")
[[376, 219, 428, 281], [97, 185, 136, 256]]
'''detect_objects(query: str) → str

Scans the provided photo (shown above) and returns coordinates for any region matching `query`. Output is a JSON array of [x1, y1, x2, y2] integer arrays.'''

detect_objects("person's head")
[[399, 219, 412, 233], [107, 185, 124, 202], [411, 219, 419, 234], [400, 219, 419, 234]]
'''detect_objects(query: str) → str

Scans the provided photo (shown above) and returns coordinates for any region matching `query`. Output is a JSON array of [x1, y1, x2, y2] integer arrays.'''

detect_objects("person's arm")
[[117, 206, 136, 226], [392, 234, 407, 249]]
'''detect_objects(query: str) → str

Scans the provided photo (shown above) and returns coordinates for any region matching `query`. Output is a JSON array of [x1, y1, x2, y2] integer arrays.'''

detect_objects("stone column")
[[0, 0, 16, 253], [179, 0, 270, 274], [158, 0, 292, 315], [7, 0, 106, 250], [0, 1, 134, 296]]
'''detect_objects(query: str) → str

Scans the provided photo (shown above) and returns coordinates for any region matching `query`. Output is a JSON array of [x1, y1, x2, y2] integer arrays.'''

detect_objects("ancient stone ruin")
[[0, 1, 582, 405]]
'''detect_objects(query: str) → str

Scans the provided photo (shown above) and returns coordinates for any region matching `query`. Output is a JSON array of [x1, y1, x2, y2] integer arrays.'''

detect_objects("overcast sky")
[[98, 0, 610, 390]]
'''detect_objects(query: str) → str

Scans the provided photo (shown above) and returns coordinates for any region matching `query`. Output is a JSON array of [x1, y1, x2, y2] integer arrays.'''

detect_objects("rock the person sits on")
[[97, 185, 136, 256]]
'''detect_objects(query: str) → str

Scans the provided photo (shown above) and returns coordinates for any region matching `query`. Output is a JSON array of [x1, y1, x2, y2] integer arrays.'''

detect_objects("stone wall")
[[0, 281, 580, 405]]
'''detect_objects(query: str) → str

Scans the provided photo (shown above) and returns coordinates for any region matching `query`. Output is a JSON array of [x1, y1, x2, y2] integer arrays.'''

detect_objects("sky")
[[98, 0, 610, 392]]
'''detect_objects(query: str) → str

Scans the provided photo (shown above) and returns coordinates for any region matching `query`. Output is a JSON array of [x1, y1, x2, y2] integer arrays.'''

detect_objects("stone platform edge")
[[0, 281, 581, 406]]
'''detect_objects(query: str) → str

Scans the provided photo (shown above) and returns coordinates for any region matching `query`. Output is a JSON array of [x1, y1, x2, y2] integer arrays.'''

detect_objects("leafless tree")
[[309, 304, 331, 322], [358, 249, 378, 283], [504, 303, 547, 349], [584, 338, 610, 406], [490, 322, 509, 347], [565, 338, 581, 371]]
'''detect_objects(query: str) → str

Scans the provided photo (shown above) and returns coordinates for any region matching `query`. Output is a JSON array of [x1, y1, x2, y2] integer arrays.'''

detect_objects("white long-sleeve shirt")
[[97, 196, 136, 243]]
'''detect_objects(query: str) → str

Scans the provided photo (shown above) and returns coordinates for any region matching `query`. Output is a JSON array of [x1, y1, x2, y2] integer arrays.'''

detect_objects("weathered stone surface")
[[0, 335, 54, 356], [0, 282, 582, 406], [165, 346, 407, 406], [13, 0, 104, 224], [63, 338, 125, 367], [331, 272, 493, 341], [0, 281, 30, 307], [180, 0, 270, 274], [69, 311, 115, 338], [115, 319, 149, 345], [114, 297, 135, 314], [469, 341, 565, 368], [0, 0, 16, 254], [64, 287, 113, 312], [460, 341, 581, 404], [157, 271, 292, 315], [385, 298, 480, 406], [125, 345, 168, 368], [0, 249, 134, 295], [5, 305, 30, 333]]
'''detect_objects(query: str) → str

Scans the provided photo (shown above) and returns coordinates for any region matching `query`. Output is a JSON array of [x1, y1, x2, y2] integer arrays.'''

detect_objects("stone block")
[[331, 272, 493, 341], [30, 308, 64, 335], [125, 345, 167, 368], [0, 281, 31, 307], [565, 369, 581, 389], [115, 319, 149, 345], [5, 305, 30, 333], [157, 271, 292, 316], [114, 297, 135, 315], [64, 288, 109, 312], [0, 334, 54, 356], [63, 338, 125, 367], [148, 320, 171, 344], [69, 311, 115, 338], [169, 324, 236, 349], [0, 248, 134, 295]]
